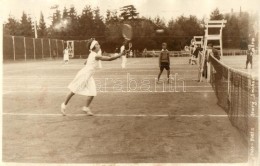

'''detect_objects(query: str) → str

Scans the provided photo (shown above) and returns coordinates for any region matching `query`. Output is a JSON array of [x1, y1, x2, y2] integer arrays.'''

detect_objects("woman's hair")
[[91, 46, 96, 51]]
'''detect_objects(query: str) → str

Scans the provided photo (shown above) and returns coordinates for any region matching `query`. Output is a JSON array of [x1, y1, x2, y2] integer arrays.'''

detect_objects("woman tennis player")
[[61, 39, 128, 116]]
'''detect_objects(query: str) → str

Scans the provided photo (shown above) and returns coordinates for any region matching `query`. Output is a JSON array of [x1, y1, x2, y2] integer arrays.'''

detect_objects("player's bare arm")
[[95, 52, 123, 61]]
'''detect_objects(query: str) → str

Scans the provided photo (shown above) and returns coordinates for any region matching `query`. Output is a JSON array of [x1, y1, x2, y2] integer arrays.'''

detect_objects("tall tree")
[[52, 9, 62, 25], [153, 16, 166, 28], [38, 12, 47, 37], [93, 7, 106, 38], [20, 12, 33, 37], [120, 5, 139, 20], [210, 8, 224, 20], [78, 5, 95, 37], [65, 6, 79, 38], [106, 10, 119, 23], [167, 15, 204, 50], [62, 7, 69, 19], [4, 15, 20, 35], [223, 14, 240, 48], [106, 10, 112, 23], [238, 12, 249, 39]]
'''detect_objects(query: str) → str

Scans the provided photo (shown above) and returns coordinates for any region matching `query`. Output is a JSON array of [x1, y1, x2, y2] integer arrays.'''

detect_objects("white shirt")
[[64, 49, 69, 55], [98, 49, 102, 56], [86, 51, 98, 69]]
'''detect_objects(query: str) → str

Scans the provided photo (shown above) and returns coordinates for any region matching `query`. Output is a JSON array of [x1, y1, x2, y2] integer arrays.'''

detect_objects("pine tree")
[[120, 5, 139, 20], [210, 8, 224, 20], [223, 14, 240, 48], [67, 6, 79, 37], [106, 10, 111, 23], [63, 7, 69, 19], [4, 15, 20, 35], [106, 10, 119, 23], [79, 5, 94, 37], [20, 12, 33, 37], [38, 12, 47, 37], [52, 9, 62, 26], [94, 7, 106, 37]]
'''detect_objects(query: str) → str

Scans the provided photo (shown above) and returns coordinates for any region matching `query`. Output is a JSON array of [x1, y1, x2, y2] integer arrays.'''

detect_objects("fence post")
[[79, 41, 81, 58], [41, 38, 44, 59], [33, 38, 36, 60], [62, 40, 64, 54], [56, 39, 58, 57], [24, 37, 27, 61], [12, 36, 16, 61], [49, 39, 51, 58]]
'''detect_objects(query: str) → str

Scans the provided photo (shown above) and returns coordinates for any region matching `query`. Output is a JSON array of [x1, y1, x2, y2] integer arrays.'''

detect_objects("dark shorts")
[[246, 56, 253, 64], [160, 62, 170, 70]]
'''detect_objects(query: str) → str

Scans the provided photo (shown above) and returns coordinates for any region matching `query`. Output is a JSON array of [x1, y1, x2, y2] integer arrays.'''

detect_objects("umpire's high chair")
[[203, 19, 227, 57], [193, 36, 204, 47], [199, 19, 227, 82]]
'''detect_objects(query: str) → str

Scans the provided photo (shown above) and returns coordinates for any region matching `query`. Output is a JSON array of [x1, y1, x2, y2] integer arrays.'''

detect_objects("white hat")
[[90, 40, 98, 50]]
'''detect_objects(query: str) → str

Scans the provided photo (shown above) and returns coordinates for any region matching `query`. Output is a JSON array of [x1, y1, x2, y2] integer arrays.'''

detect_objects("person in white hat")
[[63, 47, 69, 64], [60, 39, 124, 116]]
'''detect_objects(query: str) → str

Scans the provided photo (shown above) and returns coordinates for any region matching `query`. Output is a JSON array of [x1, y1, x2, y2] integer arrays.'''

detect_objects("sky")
[[0, 0, 259, 26]]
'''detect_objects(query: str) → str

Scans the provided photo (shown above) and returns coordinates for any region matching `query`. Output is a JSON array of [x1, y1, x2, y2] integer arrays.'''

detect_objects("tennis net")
[[209, 54, 258, 144]]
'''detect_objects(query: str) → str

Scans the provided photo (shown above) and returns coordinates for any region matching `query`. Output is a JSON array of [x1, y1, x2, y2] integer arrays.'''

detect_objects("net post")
[[227, 68, 232, 106], [12, 36, 16, 61]]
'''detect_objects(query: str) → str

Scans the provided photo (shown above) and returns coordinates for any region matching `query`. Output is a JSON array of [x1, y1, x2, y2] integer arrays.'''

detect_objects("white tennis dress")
[[68, 51, 98, 96], [98, 49, 102, 68]]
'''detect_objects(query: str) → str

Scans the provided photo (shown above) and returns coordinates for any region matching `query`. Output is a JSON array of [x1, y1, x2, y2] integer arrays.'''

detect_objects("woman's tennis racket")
[[122, 24, 133, 41]]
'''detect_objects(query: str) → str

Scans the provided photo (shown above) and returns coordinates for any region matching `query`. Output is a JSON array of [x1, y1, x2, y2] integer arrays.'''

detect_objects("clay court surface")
[[2, 56, 255, 163]]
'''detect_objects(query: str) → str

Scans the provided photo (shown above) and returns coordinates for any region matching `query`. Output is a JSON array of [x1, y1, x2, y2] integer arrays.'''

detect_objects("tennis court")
[[2, 56, 252, 163], [222, 55, 258, 77]]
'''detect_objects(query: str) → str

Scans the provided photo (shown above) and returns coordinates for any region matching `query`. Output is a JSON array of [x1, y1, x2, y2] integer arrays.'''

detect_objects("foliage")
[[3, 6, 258, 50]]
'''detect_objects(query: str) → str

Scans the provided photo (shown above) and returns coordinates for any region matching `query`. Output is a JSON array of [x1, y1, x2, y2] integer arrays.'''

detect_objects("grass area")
[[2, 57, 248, 163]]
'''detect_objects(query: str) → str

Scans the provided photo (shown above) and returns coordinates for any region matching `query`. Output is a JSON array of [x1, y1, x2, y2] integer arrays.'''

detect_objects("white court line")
[[3, 90, 215, 94], [3, 74, 201, 78], [96, 69, 197, 72], [3, 76, 200, 80], [3, 85, 212, 88], [4, 69, 198, 76], [3, 112, 228, 117]]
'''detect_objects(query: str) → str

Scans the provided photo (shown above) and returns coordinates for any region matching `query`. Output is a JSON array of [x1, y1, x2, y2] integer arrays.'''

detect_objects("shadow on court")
[[3, 58, 248, 163]]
